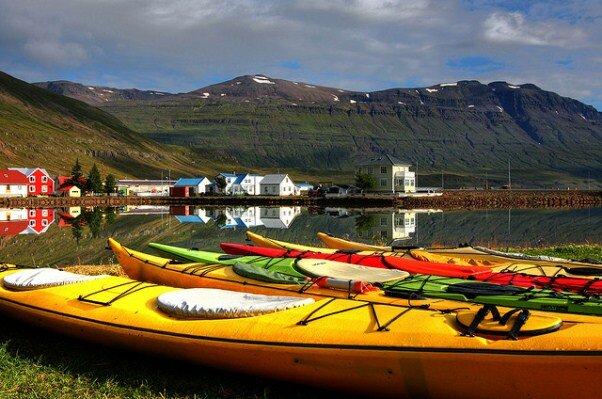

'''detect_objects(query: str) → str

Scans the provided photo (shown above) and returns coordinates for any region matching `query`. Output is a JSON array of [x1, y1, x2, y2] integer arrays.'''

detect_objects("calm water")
[[0, 205, 600, 266]]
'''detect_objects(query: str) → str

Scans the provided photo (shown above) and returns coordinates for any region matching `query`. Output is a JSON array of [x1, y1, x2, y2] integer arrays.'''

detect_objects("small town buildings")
[[356, 154, 416, 193], [295, 182, 314, 195], [326, 184, 360, 197], [170, 177, 212, 197], [0, 170, 28, 198], [9, 168, 54, 196], [231, 174, 264, 196], [260, 174, 298, 196], [116, 179, 176, 196]]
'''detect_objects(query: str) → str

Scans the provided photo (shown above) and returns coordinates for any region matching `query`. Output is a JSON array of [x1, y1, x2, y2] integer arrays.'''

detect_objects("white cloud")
[[0, 0, 599, 108], [24, 39, 88, 67], [482, 11, 587, 48]]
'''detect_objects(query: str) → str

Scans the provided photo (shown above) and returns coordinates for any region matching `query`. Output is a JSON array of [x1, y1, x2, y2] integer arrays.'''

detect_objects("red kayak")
[[221, 243, 492, 278], [221, 243, 602, 294]]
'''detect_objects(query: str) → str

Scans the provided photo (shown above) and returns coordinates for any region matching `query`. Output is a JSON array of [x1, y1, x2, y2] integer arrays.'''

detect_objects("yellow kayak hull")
[[1, 266, 602, 398]]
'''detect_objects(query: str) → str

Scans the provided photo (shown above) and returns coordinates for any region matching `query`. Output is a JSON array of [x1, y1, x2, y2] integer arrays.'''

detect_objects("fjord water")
[[0, 206, 600, 267]]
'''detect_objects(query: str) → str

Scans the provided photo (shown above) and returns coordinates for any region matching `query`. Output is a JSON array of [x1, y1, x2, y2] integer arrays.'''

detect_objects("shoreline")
[[1, 189, 601, 210]]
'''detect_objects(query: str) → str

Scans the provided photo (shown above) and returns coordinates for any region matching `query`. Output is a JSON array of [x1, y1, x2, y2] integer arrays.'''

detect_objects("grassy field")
[[509, 244, 602, 262], [0, 320, 330, 399], [0, 244, 600, 398]]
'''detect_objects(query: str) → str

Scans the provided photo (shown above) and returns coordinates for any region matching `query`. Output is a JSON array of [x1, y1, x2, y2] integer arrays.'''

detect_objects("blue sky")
[[0, 0, 600, 109]]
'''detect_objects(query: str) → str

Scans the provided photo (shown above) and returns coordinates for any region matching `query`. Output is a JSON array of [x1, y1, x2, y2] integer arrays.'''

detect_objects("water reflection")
[[0, 206, 599, 266], [0, 208, 55, 235]]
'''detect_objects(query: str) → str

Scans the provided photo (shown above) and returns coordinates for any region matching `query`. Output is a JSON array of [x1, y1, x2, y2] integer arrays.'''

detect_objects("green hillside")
[[0, 71, 223, 178]]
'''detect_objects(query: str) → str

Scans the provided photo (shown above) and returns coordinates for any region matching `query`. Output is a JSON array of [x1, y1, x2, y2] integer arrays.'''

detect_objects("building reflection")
[[356, 209, 442, 242], [169, 206, 302, 229], [0, 208, 55, 235]]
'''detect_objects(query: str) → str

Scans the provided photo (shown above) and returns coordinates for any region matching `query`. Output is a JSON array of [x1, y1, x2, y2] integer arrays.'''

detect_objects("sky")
[[0, 0, 600, 110]]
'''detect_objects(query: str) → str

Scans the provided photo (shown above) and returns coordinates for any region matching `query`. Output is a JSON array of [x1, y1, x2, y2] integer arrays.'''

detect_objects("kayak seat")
[[446, 282, 528, 299], [157, 288, 315, 319], [232, 262, 307, 284], [3, 268, 107, 291]]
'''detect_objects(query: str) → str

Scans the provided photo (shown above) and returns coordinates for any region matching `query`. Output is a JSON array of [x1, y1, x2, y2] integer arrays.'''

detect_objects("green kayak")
[[384, 275, 602, 316]]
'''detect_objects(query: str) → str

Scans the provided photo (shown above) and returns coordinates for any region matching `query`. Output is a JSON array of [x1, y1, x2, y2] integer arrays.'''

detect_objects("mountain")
[[33, 80, 172, 106], [0, 71, 218, 178], [37, 75, 602, 187]]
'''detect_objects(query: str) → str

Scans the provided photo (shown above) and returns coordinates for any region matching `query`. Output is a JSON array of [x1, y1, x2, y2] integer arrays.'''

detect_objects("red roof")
[[59, 185, 76, 191], [0, 170, 28, 184], [57, 175, 71, 186]]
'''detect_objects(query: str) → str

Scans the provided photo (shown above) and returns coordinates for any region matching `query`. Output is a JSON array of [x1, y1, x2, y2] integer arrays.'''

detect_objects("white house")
[[214, 173, 238, 194], [231, 174, 264, 196], [0, 170, 28, 197], [260, 174, 298, 196], [356, 154, 416, 193]]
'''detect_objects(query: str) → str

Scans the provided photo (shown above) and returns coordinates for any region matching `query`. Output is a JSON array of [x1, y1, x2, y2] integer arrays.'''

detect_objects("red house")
[[9, 168, 54, 196]]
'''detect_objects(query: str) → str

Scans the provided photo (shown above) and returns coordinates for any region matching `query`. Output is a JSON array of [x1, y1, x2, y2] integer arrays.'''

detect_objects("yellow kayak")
[[317, 232, 601, 270], [1, 264, 602, 398], [249, 232, 602, 278]]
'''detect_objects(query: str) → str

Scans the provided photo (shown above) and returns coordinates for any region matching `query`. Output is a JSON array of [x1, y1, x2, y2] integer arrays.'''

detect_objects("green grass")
[[508, 244, 602, 262], [0, 319, 331, 399]]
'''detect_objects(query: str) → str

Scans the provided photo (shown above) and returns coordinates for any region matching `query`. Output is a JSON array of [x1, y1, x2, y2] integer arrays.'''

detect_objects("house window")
[[29, 176, 35, 182], [42, 209, 48, 216], [29, 220, 35, 226], [42, 185, 47, 192], [42, 220, 48, 226], [42, 176, 48, 183], [379, 178, 387, 187], [29, 186, 35, 192], [381, 166, 387, 174], [367, 166, 373, 174], [264, 187, 268, 193], [380, 217, 387, 226], [29, 210, 35, 217]]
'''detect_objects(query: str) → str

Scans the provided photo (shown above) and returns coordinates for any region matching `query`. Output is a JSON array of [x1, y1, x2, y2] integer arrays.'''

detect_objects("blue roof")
[[219, 218, 247, 229], [233, 174, 247, 184], [174, 177, 207, 187], [219, 173, 237, 178]]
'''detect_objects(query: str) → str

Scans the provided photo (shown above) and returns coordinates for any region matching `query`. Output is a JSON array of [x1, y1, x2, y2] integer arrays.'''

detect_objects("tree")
[[104, 174, 116, 195], [355, 173, 376, 192], [71, 158, 83, 187], [87, 163, 103, 194], [214, 176, 227, 192]]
